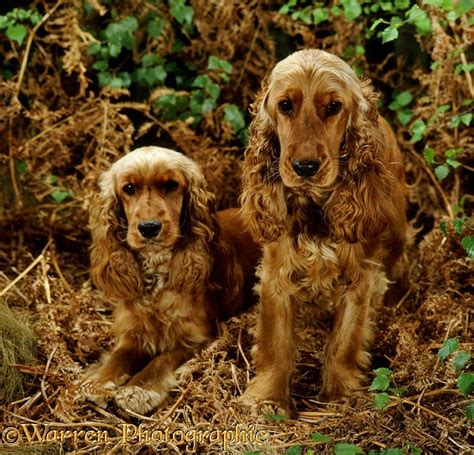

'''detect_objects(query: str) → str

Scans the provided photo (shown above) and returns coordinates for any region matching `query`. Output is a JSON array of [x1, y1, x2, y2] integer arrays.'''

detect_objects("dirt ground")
[[1, 0, 473, 454]]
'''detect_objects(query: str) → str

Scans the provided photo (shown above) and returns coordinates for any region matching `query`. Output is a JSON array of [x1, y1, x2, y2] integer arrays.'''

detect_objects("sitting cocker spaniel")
[[240, 49, 408, 415], [80, 146, 259, 414]]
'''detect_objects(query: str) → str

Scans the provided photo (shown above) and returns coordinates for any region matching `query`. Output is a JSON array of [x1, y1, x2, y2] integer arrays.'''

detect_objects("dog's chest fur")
[[115, 251, 212, 357]]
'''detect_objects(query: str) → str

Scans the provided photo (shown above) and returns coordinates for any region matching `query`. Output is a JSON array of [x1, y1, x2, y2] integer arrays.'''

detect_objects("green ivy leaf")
[[334, 443, 364, 454], [51, 190, 72, 203], [466, 403, 474, 420], [98, 71, 112, 87], [450, 115, 461, 128], [0, 16, 9, 29], [374, 392, 391, 410], [92, 60, 108, 71], [170, 0, 194, 33], [108, 42, 122, 58], [108, 72, 132, 89], [284, 446, 302, 455], [457, 372, 474, 397], [147, 16, 166, 38], [446, 158, 461, 169], [434, 164, 449, 181], [395, 91, 413, 107], [452, 217, 465, 235], [264, 413, 286, 422], [407, 446, 423, 455], [15, 159, 28, 174], [438, 337, 459, 361], [389, 387, 408, 397], [423, 146, 436, 165], [369, 375, 390, 391], [444, 148, 462, 158], [436, 104, 450, 114], [374, 367, 392, 377], [207, 55, 233, 74], [453, 351, 471, 373], [382, 26, 399, 43], [311, 432, 331, 443], [87, 42, 102, 56], [407, 5, 432, 34], [460, 113, 472, 126], [190, 90, 215, 114], [192, 75, 221, 100], [154, 92, 189, 121], [312, 8, 330, 24], [410, 119, 426, 142], [370, 18, 386, 31], [224, 104, 246, 133], [340, 0, 362, 21], [6, 23, 27, 45], [395, 0, 410, 8], [397, 109, 413, 125], [461, 235, 474, 260]]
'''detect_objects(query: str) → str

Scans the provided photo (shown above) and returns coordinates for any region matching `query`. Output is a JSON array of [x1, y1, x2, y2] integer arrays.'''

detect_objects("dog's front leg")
[[320, 269, 384, 401], [242, 247, 297, 416], [113, 345, 197, 414], [79, 338, 148, 408]]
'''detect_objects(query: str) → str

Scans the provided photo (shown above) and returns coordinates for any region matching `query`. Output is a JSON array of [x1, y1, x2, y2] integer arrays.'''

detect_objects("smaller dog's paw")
[[77, 380, 117, 408], [114, 385, 164, 414]]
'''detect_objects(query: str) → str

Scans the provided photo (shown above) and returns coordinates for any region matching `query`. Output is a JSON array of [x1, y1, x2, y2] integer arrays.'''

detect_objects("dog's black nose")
[[292, 160, 320, 178], [138, 221, 162, 239]]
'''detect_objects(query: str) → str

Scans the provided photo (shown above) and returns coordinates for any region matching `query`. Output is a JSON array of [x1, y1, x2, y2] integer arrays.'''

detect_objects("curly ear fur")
[[325, 82, 399, 243], [180, 166, 218, 245], [172, 166, 218, 291], [89, 172, 143, 300], [240, 77, 288, 243]]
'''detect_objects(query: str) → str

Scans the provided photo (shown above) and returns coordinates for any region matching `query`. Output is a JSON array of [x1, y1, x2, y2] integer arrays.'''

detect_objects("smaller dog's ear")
[[89, 171, 142, 300], [180, 166, 217, 245]]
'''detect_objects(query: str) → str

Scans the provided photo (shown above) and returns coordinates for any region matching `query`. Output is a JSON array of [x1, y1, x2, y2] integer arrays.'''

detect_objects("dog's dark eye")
[[122, 183, 135, 195], [326, 101, 342, 116], [278, 99, 293, 115], [163, 180, 179, 192]]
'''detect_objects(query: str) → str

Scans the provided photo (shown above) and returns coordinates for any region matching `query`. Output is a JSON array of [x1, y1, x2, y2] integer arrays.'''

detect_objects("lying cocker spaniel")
[[240, 49, 408, 414], [80, 146, 259, 414]]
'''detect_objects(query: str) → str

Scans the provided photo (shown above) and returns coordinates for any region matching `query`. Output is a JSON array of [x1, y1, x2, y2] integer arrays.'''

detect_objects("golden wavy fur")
[[240, 49, 408, 415], [80, 146, 259, 414]]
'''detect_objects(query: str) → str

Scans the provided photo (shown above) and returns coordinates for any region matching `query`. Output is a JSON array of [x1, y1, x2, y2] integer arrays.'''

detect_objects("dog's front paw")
[[319, 367, 364, 403], [77, 380, 118, 408], [114, 386, 165, 414], [240, 379, 294, 419]]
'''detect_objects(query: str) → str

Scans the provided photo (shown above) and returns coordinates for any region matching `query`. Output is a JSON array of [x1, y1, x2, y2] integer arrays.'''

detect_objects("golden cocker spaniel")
[[240, 49, 408, 414], [81, 146, 260, 414]]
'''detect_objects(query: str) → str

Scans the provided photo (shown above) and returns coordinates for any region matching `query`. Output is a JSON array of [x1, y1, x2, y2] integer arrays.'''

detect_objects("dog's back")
[[209, 208, 261, 320]]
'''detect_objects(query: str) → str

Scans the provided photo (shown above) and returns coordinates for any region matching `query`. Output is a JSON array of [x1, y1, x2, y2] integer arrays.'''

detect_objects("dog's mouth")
[[280, 163, 337, 192], [126, 223, 179, 251]]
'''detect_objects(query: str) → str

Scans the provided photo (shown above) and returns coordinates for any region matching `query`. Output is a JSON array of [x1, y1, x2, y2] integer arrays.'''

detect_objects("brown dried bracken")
[[0, 0, 471, 453]]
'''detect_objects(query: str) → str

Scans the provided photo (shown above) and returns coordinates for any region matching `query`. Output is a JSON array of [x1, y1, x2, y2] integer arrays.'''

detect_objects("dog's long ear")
[[89, 170, 142, 300], [180, 164, 217, 245], [240, 76, 288, 243], [172, 162, 217, 290], [325, 81, 401, 243]]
